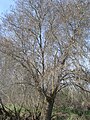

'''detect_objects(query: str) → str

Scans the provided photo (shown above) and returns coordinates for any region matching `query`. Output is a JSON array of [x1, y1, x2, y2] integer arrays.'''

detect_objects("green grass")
[[53, 106, 90, 120]]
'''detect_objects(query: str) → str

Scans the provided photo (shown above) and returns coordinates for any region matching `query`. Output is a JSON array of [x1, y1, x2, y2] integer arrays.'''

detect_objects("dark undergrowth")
[[0, 101, 90, 120], [52, 106, 90, 120]]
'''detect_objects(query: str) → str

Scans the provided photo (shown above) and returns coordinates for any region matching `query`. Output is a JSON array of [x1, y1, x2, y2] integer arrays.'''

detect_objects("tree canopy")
[[0, 0, 90, 120]]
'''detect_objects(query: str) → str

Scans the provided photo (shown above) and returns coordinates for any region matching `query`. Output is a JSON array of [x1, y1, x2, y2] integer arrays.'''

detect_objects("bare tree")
[[0, 0, 90, 119]]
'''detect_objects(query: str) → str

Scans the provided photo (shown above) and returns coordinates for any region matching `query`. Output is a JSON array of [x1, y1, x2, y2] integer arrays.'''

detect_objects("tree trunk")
[[45, 99, 54, 120]]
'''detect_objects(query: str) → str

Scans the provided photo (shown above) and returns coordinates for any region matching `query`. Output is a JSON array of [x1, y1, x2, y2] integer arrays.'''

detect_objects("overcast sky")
[[0, 0, 14, 15]]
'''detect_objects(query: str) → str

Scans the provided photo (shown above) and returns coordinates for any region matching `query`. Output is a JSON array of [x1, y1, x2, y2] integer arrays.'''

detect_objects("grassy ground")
[[1, 103, 90, 120], [52, 106, 90, 120]]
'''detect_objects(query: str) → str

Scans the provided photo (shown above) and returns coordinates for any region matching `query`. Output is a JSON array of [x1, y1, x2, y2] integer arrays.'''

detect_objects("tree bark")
[[45, 99, 54, 120]]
